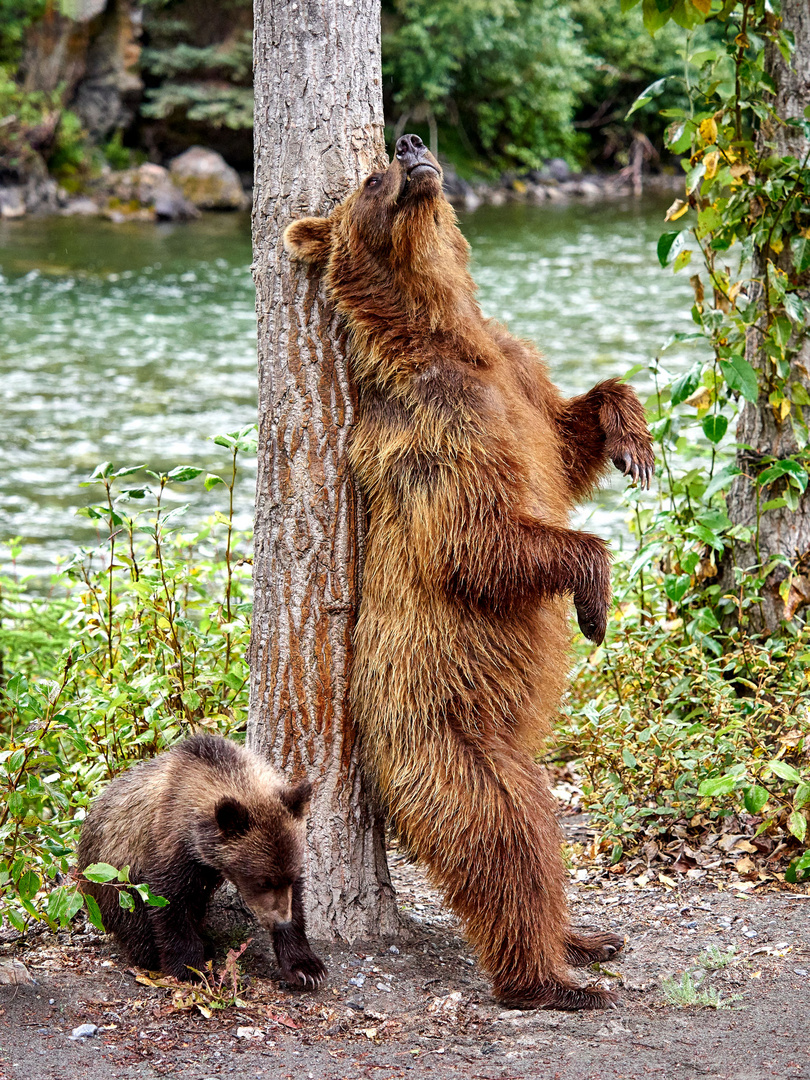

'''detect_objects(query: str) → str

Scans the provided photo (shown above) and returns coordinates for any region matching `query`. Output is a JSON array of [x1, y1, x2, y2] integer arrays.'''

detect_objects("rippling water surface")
[[0, 197, 699, 574]]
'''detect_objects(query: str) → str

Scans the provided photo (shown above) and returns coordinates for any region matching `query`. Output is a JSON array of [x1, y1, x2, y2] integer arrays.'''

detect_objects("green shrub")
[[0, 428, 255, 935]]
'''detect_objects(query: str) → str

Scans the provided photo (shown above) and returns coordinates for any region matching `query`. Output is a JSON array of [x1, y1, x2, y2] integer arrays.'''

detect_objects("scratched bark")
[[248, 0, 399, 940], [724, 0, 810, 632]]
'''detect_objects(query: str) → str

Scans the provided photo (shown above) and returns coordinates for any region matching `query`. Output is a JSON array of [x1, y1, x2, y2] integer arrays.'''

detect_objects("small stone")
[[234, 1026, 264, 1040], [346, 997, 365, 1011], [744, 929, 758, 938], [794, 968, 808, 976], [498, 1009, 524, 1020], [69, 1024, 98, 1040], [388, 946, 400, 955], [375, 982, 392, 992]]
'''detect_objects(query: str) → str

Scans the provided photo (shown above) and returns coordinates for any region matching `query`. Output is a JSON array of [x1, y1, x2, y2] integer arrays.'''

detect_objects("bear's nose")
[[396, 133, 426, 169]]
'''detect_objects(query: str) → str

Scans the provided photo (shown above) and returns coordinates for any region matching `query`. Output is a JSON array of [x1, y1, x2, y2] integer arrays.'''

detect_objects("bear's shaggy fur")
[[284, 135, 653, 1010], [77, 735, 326, 987]]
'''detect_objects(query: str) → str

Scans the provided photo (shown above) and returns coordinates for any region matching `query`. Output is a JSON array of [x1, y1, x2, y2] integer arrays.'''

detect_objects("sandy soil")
[[1, 845, 809, 1080]]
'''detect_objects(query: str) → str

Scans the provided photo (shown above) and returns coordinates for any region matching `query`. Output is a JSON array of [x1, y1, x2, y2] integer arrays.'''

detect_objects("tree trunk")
[[725, 0, 810, 632], [248, 0, 400, 942]]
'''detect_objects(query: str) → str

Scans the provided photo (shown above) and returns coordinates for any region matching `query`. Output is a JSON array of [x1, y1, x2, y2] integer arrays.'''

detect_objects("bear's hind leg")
[[564, 930, 625, 967], [380, 732, 618, 1011]]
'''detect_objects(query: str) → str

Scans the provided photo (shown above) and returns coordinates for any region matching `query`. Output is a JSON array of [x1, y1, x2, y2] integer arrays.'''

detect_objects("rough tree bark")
[[248, 0, 400, 941], [725, 0, 810, 631]]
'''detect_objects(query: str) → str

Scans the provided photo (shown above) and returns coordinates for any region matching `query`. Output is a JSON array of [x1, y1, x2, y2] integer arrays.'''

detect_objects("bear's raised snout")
[[395, 133, 438, 177]]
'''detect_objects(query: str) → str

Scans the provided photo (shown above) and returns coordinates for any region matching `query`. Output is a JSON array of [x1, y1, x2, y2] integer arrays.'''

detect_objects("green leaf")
[[166, 467, 204, 483], [658, 230, 686, 268], [181, 688, 201, 712], [82, 862, 120, 884], [767, 759, 802, 785], [83, 894, 106, 932], [704, 464, 741, 499], [795, 783, 810, 809], [792, 236, 810, 273], [757, 460, 809, 493], [671, 362, 702, 406], [118, 890, 135, 911], [47, 887, 84, 926], [743, 785, 768, 815], [698, 774, 738, 797], [672, 249, 693, 273], [622, 749, 638, 768], [719, 356, 758, 403], [783, 292, 806, 326], [702, 415, 728, 444], [642, 0, 674, 35], [6, 908, 26, 933], [664, 574, 691, 603], [788, 811, 807, 843], [785, 852, 810, 883], [133, 884, 169, 908], [626, 76, 670, 118], [204, 474, 225, 491], [17, 870, 41, 901]]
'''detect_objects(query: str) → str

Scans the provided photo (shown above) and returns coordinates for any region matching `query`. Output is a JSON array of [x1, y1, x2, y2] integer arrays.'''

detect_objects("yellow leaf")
[[658, 873, 677, 889], [771, 236, 784, 254], [665, 198, 690, 221], [684, 385, 711, 410], [692, 0, 711, 14], [704, 151, 720, 180], [699, 118, 718, 145]]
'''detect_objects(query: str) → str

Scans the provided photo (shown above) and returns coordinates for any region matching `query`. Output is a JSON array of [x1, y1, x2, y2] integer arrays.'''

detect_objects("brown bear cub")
[[77, 734, 326, 988], [284, 134, 654, 1011]]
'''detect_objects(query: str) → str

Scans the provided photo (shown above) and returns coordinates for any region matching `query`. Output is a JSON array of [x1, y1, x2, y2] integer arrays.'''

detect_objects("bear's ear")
[[215, 798, 251, 836], [283, 217, 333, 266], [280, 779, 312, 820]]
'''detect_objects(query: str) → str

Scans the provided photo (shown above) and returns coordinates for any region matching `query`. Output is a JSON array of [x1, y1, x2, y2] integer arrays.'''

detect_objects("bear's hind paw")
[[565, 930, 625, 967], [500, 981, 619, 1011]]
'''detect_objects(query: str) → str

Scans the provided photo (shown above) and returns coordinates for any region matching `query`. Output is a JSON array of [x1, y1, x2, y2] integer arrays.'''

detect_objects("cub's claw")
[[281, 953, 327, 990]]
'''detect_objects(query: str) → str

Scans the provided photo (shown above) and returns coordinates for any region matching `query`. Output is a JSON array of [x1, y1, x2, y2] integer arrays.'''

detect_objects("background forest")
[[1, 0, 809, 937], [0, 0, 690, 185]]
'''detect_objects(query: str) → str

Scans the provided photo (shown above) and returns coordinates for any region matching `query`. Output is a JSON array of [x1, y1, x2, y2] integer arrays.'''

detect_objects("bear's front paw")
[[574, 593, 608, 644], [280, 951, 327, 990], [609, 435, 655, 490]]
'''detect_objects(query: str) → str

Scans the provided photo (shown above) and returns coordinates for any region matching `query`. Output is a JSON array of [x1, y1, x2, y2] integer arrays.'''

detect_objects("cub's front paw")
[[280, 951, 327, 990], [609, 435, 655, 490]]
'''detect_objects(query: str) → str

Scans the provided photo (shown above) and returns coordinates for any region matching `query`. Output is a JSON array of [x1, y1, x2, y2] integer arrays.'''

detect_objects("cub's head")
[[208, 778, 312, 930], [283, 134, 471, 324]]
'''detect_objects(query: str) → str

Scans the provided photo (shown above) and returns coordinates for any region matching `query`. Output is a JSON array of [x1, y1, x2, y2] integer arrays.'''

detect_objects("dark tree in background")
[[247, 0, 400, 940]]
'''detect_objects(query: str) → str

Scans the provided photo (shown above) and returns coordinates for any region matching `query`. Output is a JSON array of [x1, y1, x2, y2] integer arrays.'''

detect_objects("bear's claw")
[[610, 444, 654, 490]]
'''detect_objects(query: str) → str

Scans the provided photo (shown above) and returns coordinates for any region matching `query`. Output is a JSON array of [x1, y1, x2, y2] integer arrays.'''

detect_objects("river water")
[[0, 197, 700, 575]]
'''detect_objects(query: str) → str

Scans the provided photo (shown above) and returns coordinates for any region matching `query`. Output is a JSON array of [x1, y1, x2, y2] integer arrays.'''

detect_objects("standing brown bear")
[[284, 134, 654, 1010]]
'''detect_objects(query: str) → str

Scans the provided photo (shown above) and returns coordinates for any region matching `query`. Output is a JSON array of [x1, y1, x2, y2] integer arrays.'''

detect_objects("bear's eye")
[[366, 175, 381, 189]]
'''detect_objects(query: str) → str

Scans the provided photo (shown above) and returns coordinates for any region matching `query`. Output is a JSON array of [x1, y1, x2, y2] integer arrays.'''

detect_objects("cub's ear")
[[283, 217, 333, 266], [280, 779, 312, 820], [215, 798, 251, 836]]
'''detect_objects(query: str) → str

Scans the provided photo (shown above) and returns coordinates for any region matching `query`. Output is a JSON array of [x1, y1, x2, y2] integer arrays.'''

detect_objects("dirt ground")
[[1, 842, 809, 1080]]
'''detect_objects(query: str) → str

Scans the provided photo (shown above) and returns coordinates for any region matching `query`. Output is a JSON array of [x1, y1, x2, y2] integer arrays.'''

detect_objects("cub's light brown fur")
[[78, 735, 325, 987], [284, 135, 653, 1010]]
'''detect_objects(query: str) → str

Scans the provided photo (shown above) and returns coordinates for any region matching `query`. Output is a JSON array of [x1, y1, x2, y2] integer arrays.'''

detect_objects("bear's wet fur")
[[77, 734, 326, 988], [284, 134, 653, 1010]]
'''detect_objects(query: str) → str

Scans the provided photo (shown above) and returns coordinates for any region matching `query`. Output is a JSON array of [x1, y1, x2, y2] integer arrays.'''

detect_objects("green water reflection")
[[0, 198, 702, 573]]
